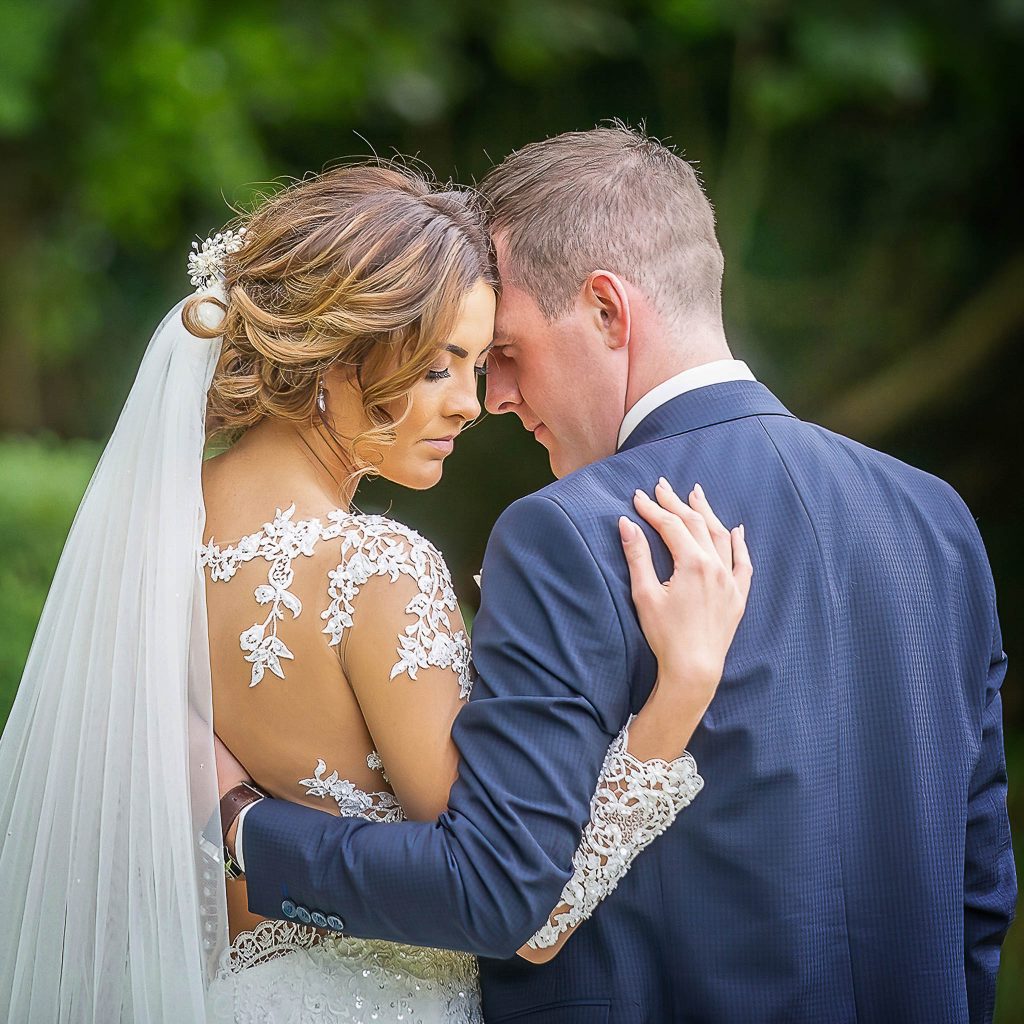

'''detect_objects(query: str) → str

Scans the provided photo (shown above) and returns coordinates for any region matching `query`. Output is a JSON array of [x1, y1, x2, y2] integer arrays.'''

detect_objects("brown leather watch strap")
[[220, 782, 266, 843]]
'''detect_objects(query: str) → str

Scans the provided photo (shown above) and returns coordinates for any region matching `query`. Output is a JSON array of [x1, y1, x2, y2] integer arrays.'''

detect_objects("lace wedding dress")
[[201, 506, 705, 1024]]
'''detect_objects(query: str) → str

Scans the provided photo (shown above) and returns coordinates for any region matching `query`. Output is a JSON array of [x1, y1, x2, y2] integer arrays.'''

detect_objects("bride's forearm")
[[518, 692, 708, 963], [623, 674, 712, 761]]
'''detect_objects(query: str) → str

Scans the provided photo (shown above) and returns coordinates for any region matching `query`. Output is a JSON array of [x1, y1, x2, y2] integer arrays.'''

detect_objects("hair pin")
[[187, 227, 247, 292]]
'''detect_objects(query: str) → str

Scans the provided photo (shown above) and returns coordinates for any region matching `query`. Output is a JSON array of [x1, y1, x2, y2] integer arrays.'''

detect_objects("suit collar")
[[616, 380, 795, 453]]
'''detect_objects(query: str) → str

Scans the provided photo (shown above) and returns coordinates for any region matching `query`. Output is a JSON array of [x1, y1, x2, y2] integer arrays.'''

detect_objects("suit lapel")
[[616, 380, 795, 454]]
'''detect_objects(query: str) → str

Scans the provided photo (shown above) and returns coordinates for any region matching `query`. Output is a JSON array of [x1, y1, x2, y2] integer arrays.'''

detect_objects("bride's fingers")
[[619, 515, 661, 609], [632, 489, 704, 571], [652, 478, 717, 560], [687, 483, 733, 569], [731, 524, 753, 601]]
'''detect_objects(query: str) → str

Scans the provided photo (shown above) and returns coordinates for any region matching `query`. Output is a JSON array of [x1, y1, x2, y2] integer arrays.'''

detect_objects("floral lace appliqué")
[[299, 759, 405, 823], [321, 514, 472, 697], [200, 505, 472, 694], [366, 749, 390, 784], [199, 504, 321, 686]]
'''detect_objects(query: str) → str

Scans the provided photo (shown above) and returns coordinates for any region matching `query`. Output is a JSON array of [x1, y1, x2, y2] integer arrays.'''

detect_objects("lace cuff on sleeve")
[[527, 717, 704, 950]]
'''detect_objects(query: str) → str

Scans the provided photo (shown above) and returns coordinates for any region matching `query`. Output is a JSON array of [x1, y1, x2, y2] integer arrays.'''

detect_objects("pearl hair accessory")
[[187, 227, 247, 291]]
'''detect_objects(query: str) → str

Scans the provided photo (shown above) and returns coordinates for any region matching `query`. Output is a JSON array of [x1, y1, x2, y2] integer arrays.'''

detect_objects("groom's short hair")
[[479, 123, 724, 326]]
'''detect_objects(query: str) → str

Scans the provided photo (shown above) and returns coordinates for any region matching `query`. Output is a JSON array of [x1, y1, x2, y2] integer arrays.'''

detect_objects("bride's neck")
[[226, 416, 360, 511]]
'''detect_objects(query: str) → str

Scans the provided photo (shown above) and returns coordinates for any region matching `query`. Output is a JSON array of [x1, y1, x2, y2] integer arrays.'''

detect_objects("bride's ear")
[[315, 364, 366, 432], [323, 362, 361, 397], [583, 270, 630, 352]]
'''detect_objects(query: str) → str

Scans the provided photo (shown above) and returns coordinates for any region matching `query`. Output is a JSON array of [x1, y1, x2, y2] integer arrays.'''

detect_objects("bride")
[[0, 162, 750, 1022]]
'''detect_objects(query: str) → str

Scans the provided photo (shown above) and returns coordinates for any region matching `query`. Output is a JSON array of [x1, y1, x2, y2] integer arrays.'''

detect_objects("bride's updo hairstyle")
[[183, 163, 497, 471]]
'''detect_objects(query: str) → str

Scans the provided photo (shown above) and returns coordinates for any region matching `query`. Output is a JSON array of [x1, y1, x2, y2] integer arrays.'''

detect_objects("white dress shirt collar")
[[617, 359, 756, 448]]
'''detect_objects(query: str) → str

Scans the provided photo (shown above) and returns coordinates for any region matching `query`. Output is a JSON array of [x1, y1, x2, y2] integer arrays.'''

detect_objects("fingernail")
[[634, 488, 647, 501], [694, 482, 704, 499], [657, 476, 672, 491], [618, 516, 636, 542], [739, 524, 745, 538]]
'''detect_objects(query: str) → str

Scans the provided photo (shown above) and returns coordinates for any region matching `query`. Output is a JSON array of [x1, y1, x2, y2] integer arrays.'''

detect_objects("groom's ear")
[[583, 270, 631, 352]]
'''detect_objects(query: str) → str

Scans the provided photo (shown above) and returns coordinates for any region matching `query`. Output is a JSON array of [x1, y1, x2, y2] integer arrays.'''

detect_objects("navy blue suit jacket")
[[243, 382, 1015, 1023]]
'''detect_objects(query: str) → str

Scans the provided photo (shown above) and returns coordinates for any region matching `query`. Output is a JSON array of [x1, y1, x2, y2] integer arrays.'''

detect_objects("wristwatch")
[[220, 781, 266, 880]]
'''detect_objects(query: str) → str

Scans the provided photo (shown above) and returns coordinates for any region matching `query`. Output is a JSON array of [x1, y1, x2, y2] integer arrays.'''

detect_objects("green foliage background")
[[0, 1, 1021, 1014]]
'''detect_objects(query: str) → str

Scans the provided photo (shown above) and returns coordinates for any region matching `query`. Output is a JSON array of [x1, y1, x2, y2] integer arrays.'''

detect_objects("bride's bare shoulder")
[[200, 447, 348, 548]]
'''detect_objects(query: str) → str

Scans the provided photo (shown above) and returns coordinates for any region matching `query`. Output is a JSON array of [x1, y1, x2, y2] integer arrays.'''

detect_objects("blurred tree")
[[0, 0, 1017, 438], [1, 0, 1020, 435]]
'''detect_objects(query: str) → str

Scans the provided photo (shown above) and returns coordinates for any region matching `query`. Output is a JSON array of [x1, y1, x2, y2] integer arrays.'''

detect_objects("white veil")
[[0, 291, 228, 1021]]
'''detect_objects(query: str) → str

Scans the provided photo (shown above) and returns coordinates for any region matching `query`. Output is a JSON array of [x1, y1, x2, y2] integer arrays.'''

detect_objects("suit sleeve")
[[241, 494, 635, 958], [963, 600, 1016, 1023]]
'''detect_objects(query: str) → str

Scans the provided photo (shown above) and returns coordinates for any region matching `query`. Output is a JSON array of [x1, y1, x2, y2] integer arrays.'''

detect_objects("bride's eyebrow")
[[443, 342, 493, 360]]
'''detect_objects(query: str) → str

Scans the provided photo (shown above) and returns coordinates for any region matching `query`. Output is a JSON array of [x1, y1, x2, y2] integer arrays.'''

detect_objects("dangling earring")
[[317, 379, 327, 414]]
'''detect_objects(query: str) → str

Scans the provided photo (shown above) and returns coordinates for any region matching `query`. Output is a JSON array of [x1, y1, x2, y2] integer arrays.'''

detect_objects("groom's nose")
[[484, 352, 521, 416]]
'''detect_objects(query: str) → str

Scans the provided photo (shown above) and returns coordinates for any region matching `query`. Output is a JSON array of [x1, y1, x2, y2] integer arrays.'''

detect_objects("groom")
[[228, 126, 1015, 1022]]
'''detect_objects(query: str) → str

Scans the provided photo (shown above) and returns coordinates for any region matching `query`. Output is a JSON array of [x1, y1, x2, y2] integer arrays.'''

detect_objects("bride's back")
[[202, 498, 381, 811], [201, 444, 468, 937], [201, 441, 413, 812]]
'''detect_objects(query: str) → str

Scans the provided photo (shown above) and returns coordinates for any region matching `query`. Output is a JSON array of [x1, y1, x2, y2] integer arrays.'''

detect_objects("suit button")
[[295, 906, 312, 925], [281, 900, 296, 919], [326, 915, 344, 931], [311, 911, 328, 928]]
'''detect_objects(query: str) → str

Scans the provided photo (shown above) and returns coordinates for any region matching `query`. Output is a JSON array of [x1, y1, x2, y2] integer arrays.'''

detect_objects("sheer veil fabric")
[[0, 292, 229, 1021]]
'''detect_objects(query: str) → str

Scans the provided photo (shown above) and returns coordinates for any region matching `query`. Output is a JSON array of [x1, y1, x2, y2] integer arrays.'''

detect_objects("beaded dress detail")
[[207, 926, 483, 1024], [201, 506, 704, 1021]]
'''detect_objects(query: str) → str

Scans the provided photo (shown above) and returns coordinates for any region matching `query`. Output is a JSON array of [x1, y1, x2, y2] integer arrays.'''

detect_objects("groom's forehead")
[[491, 314, 528, 347], [491, 322, 520, 352]]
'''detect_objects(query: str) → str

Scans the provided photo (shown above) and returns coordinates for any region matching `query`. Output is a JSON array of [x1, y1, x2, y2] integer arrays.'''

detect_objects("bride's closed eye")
[[425, 361, 488, 382]]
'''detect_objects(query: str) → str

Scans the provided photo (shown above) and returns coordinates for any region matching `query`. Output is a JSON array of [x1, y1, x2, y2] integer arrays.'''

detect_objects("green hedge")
[[0, 437, 99, 721]]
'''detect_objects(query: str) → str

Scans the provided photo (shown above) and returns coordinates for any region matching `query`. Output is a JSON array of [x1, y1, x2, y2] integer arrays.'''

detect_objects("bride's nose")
[[445, 374, 481, 425]]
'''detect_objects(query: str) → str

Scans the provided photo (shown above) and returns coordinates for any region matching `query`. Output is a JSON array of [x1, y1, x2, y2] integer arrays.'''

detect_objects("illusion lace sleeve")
[[322, 513, 473, 697], [527, 717, 704, 950]]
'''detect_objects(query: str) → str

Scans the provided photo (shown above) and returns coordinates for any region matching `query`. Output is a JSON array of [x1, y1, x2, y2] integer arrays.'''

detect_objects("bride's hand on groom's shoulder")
[[620, 478, 752, 730]]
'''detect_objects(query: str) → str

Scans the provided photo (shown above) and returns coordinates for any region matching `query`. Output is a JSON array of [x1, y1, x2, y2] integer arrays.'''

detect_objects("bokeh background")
[[1, 0, 1021, 1014]]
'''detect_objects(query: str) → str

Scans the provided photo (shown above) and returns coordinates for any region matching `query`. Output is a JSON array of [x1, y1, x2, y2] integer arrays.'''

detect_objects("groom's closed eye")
[[490, 326, 514, 356]]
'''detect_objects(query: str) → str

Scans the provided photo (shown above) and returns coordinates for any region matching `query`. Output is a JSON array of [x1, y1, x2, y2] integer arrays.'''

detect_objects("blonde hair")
[[479, 122, 723, 326], [183, 164, 496, 474]]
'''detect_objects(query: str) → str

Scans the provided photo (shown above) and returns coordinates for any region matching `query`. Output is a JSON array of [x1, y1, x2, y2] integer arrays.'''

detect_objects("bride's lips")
[[423, 436, 455, 454]]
